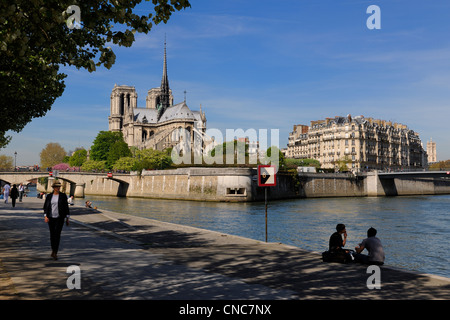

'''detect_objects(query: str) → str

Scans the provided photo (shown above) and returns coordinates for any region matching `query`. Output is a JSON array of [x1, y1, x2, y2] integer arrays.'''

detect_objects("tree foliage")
[[0, 0, 191, 148], [0, 154, 13, 170], [285, 158, 321, 169], [107, 139, 132, 168], [334, 156, 351, 172], [90, 131, 131, 168], [52, 163, 70, 171], [429, 160, 450, 170], [208, 140, 252, 165], [69, 148, 87, 167], [113, 156, 136, 171], [81, 159, 107, 171], [133, 148, 172, 171], [264, 146, 285, 169], [40, 142, 67, 168]]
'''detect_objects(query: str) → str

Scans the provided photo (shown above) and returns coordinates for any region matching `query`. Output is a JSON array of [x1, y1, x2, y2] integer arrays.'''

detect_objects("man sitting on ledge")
[[322, 223, 355, 263], [354, 227, 385, 265]]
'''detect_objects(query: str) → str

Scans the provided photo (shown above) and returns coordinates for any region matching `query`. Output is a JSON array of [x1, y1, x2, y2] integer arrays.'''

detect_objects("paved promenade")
[[1, 197, 449, 301]]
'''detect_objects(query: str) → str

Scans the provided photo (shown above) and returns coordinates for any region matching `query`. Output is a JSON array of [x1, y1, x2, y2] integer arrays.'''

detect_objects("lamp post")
[[14, 151, 17, 172]]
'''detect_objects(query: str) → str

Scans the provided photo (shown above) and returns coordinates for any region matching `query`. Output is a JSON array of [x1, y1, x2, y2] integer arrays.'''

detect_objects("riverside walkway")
[[1, 197, 449, 301]]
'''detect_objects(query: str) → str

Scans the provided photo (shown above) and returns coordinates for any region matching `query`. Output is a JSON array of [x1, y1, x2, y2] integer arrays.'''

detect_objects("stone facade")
[[426, 138, 437, 163], [286, 115, 428, 171], [108, 44, 207, 153]]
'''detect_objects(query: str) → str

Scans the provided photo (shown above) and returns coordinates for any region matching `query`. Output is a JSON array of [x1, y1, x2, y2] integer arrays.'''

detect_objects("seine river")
[[61, 191, 449, 278]]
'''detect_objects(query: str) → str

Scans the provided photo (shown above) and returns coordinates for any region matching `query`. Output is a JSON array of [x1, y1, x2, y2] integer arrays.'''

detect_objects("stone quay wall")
[[9, 168, 450, 202]]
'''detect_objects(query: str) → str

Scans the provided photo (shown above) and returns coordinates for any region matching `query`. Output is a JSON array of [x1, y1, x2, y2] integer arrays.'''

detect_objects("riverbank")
[[1, 197, 449, 301], [9, 169, 447, 202]]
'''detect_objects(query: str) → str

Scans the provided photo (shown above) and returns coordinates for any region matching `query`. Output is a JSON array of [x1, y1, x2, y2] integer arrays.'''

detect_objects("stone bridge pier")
[[47, 177, 85, 198]]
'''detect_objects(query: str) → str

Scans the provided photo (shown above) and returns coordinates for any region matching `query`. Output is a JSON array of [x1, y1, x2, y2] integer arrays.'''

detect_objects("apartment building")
[[286, 115, 427, 171]]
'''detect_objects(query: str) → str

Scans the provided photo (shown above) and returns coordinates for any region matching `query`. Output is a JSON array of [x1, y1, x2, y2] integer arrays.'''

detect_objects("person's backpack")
[[322, 250, 351, 263]]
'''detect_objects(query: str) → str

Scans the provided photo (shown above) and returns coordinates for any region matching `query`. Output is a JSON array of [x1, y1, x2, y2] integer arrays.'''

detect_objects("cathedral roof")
[[134, 109, 158, 123], [134, 101, 201, 124]]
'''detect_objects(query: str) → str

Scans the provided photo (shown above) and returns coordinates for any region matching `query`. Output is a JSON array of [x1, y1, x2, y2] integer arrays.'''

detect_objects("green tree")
[[90, 131, 131, 168], [210, 140, 248, 158], [335, 156, 351, 172], [69, 148, 87, 167], [285, 158, 321, 169], [264, 146, 285, 169], [133, 148, 172, 171], [113, 157, 136, 171], [81, 159, 107, 172], [208, 140, 251, 165], [0, 0, 191, 148], [40, 142, 67, 168], [107, 139, 132, 169]]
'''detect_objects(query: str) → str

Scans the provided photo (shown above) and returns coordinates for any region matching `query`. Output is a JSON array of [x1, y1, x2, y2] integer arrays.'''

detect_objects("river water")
[[30, 187, 450, 278]]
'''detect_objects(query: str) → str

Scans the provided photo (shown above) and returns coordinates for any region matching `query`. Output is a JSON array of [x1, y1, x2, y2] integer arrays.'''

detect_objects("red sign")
[[49, 172, 53, 177], [258, 165, 276, 187], [107, 172, 113, 178]]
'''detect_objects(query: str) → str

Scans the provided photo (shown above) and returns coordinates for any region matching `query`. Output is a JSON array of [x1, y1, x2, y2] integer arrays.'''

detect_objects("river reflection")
[[73, 194, 450, 278]]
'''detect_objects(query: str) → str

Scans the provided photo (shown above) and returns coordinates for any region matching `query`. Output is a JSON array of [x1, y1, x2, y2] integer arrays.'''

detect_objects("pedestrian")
[[43, 181, 70, 260], [18, 183, 24, 202], [354, 227, 385, 265], [10, 184, 19, 208], [3, 183, 10, 203]]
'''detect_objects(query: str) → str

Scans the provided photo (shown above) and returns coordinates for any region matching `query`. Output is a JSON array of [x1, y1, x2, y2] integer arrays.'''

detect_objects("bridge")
[[2, 169, 449, 201], [366, 170, 450, 197], [0, 172, 131, 198], [378, 171, 450, 180]]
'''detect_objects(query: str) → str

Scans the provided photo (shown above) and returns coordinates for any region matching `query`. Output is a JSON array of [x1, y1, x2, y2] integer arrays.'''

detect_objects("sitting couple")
[[325, 224, 385, 265]]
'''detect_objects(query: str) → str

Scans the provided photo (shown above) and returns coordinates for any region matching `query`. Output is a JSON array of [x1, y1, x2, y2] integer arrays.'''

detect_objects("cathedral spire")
[[158, 36, 171, 120], [162, 39, 170, 95], [161, 37, 169, 92]]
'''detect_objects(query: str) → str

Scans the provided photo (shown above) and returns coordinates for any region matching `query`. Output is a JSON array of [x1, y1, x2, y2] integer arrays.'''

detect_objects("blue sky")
[[3, 0, 450, 166]]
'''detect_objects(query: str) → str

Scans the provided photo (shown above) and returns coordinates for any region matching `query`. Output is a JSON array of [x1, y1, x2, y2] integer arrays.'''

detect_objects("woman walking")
[[43, 181, 70, 260], [10, 184, 19, 208]]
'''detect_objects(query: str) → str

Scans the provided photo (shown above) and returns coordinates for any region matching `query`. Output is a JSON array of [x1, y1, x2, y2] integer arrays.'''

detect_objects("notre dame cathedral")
[[108, 43, 207, 153]]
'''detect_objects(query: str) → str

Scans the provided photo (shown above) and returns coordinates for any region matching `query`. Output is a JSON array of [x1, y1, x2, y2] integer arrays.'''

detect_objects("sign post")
[[258, 165, 276, 242]]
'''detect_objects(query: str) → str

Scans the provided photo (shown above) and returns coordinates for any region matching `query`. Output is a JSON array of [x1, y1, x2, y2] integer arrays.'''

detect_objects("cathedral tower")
[[108, 85, 137, 132]]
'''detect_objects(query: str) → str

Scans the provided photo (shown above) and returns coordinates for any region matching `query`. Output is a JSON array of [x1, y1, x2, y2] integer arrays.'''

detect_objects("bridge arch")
[[0, 172, 85, 198], [106, 176, 130, 197]]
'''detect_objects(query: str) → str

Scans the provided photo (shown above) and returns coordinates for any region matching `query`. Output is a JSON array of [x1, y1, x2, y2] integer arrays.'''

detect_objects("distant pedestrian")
[[3, 183, 10, 203], [354, 227, 385, 265], [18, 183, 24, 202], [43, 181, 70, 260], [10, 184, 19, 208]]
